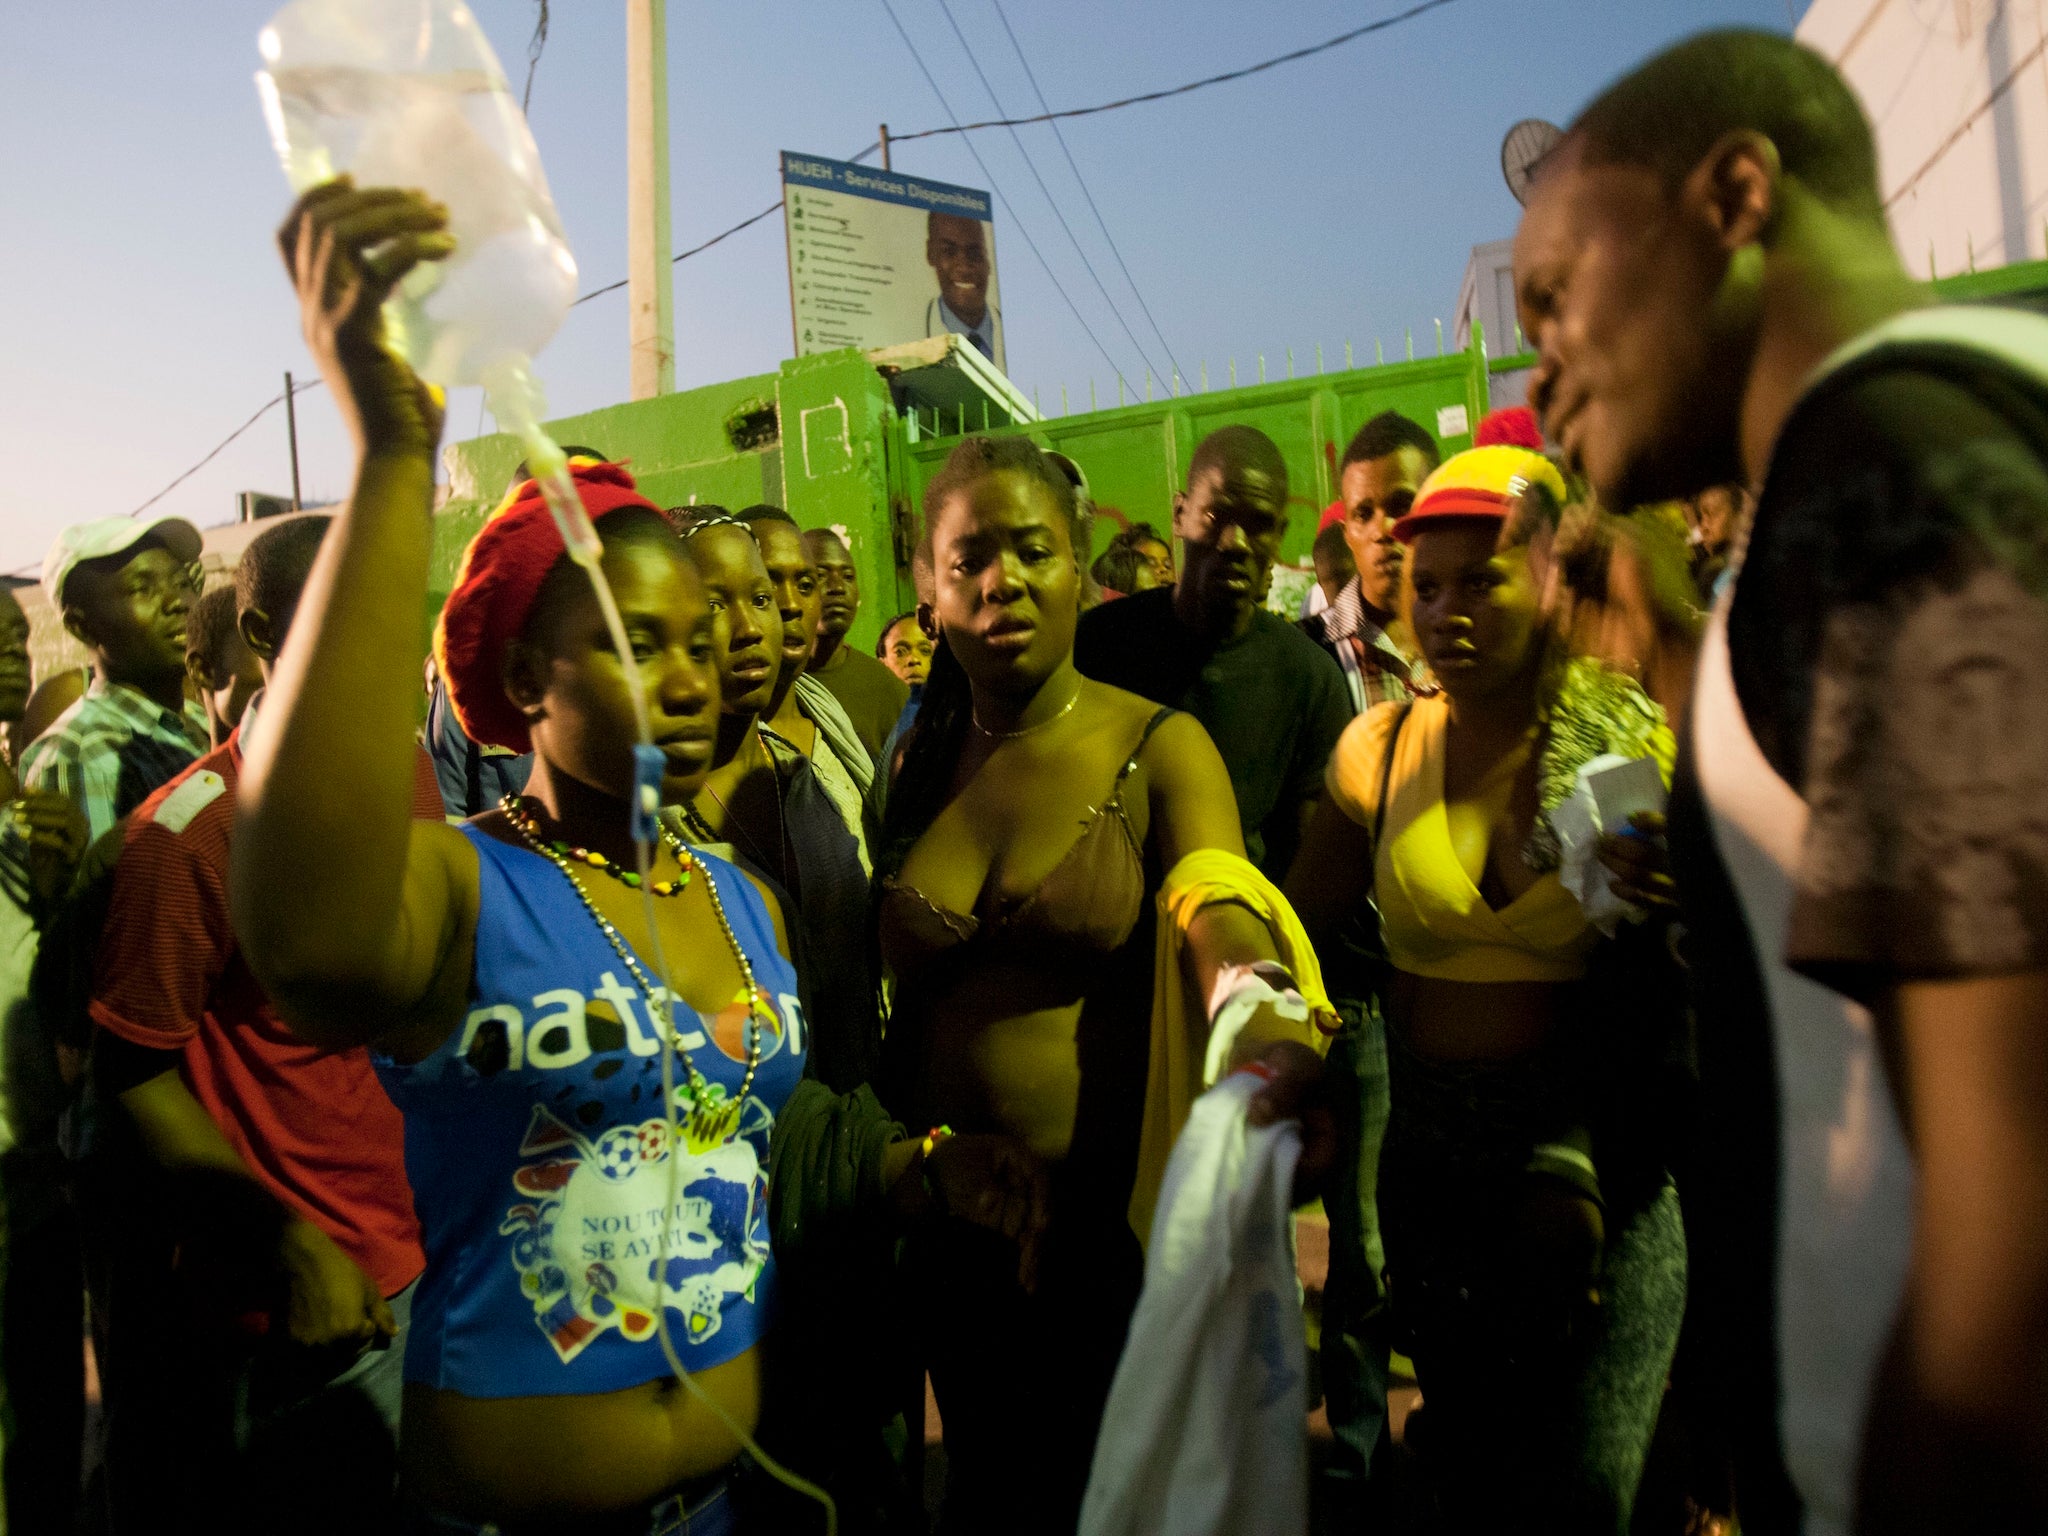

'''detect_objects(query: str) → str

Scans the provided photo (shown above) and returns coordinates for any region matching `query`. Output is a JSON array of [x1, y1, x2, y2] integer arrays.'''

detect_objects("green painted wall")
[[434, 352, 907, 650], [24, 260, 2047, 696], [424, 255, 2048, 654], [902, 346, 1488, 568]]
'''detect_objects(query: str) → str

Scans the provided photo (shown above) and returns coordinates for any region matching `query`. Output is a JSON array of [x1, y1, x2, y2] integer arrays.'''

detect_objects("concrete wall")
[[1801, 0, 2048, 274]]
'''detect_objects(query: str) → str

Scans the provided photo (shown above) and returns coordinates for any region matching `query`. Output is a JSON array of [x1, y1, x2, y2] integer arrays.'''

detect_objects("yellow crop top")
[[1326, 694, 1635, 984]]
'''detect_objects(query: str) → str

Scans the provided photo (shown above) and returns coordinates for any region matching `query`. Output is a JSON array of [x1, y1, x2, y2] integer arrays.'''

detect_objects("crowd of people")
[[0, 25, 2044, 1536]]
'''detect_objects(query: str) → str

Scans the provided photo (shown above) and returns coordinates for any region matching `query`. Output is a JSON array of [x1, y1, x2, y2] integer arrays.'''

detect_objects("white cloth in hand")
[[1079, 1071, 1307, 1536]]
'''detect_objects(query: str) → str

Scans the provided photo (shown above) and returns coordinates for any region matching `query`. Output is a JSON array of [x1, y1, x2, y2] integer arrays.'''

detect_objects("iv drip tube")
[[485, 358, 838, 1533]]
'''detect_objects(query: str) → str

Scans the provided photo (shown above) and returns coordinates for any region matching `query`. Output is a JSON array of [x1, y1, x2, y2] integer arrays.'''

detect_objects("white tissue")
[[1553, 753, 1667, 935]]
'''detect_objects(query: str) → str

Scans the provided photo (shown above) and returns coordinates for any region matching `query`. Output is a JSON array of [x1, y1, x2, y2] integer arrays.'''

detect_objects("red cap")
[[1318, 498, 1346, 534], [1392, 446, 1567, 544], [434, 461, 661, 753]]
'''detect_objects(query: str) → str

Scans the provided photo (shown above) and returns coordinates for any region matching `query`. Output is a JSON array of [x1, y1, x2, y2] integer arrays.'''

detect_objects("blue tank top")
[[376, 825, 806, 1397]]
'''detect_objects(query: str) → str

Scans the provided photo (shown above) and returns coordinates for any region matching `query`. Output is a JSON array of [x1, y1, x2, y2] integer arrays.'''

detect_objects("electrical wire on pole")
[[986, 0, 1185, 385], [112, 2, 1471, 522], [932, 0, 1162, 384], [572, 142, 881, 307], [128, 377, 324, 521], [888, 0, 1461, 143], [569, 0, 1461, 306], [878, 0, 1133, 391]]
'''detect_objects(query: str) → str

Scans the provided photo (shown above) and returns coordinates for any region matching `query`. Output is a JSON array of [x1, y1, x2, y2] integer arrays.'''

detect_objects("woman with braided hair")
[[877, 433, 1336, 1535]]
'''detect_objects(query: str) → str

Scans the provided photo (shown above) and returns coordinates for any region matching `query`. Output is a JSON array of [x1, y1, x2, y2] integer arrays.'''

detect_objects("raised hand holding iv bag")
[[258, 0, 618, 715], [256, 0, 576, 389]]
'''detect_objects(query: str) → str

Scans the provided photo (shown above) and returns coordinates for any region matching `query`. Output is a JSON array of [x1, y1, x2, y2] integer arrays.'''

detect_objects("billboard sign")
[[781, 152, 1003, 371]]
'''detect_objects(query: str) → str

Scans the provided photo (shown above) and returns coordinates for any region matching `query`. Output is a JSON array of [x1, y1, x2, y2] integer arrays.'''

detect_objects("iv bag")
[[256, 0, 579, 388]]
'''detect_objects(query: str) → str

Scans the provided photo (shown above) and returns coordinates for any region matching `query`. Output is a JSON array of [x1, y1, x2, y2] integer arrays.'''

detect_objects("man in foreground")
[[1517, 28, 2048, 1533], [1074, 425, 1350, 881]]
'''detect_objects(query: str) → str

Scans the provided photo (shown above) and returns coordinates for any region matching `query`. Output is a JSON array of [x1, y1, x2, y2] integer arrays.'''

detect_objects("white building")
[[1453, 238, 1531, 412], [1799, 0, 2047, 276]]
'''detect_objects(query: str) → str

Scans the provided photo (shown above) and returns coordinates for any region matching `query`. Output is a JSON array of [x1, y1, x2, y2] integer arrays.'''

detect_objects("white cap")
[[43, 514, 203, 609]]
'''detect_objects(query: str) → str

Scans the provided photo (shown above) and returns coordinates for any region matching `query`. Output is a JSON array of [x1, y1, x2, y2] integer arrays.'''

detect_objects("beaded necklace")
[[500, 795, 690, 896], [499, 795, 767, 1141]]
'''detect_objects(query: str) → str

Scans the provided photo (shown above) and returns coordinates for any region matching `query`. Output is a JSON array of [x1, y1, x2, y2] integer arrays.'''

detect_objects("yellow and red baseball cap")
[[1392, 446, 1567, 543]]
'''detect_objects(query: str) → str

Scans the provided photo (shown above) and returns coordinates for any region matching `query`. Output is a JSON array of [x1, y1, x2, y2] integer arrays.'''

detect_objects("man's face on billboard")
[[927, 214, 990, 327]]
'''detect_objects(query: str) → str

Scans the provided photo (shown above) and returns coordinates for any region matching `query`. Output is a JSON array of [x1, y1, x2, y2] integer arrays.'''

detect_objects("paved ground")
[[918, 1207, 1432, 1529]]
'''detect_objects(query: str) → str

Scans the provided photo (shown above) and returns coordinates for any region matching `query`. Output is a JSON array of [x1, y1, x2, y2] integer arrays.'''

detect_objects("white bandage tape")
[[1203, 960, 1310, 1087]]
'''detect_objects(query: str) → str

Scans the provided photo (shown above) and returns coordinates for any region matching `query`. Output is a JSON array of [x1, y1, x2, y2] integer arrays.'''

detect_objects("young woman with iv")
[[234, 181, 1045, 1535]]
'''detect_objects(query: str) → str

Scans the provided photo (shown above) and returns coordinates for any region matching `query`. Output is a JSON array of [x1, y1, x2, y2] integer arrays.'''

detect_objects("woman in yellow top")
[[1289, 447, 1688, 1534]]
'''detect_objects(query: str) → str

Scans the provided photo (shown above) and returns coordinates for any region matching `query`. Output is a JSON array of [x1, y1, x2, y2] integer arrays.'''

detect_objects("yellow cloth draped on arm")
[[1129, 849, 1336, 1243]]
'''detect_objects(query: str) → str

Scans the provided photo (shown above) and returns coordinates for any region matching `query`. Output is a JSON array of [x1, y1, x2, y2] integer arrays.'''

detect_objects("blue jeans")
[[402, 1478, 736, 1535], [1320, 1005, 1394, 1494]]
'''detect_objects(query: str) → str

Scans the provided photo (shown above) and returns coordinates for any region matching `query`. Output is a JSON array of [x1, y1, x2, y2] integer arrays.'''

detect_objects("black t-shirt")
[[1693, 351, 2048, 994], [1074, 587, 1352, 878], [1666, 339, 2048, 1528], [811, 646, 910, 767]]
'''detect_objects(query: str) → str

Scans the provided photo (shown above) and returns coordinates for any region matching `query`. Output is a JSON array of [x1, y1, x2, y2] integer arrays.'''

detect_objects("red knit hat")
[[434, 460, 661, 753], [1474, 405, 1543, 450], [1317, 498, 1346, 534]]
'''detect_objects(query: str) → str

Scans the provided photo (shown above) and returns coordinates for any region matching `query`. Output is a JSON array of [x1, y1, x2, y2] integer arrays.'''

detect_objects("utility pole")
[[626, 0, 674, 398], [284, 370, 302, 510], [879, 123, 892, 172]]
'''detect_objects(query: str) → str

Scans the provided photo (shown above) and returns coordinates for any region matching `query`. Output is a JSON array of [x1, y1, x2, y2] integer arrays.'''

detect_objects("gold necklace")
[[499, 798, 767, 1141], [973, 683, 1080, 740]]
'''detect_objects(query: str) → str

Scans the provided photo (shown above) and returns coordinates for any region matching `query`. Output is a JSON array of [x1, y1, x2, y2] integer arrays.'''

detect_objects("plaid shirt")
[[1305, 577, 1434, 715], [16, 677, 208, 845]]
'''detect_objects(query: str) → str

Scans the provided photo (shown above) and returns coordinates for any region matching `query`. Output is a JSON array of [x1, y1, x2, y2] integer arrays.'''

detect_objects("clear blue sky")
[[0, 0, 1808, 576]]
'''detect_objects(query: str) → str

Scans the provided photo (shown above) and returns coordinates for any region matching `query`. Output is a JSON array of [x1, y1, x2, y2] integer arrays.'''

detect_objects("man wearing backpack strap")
[[1516, 28, 2048, 1536]]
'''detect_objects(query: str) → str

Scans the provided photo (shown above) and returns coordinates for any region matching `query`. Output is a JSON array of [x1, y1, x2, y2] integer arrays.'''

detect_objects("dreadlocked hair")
[[876, 434, 1082, 885]]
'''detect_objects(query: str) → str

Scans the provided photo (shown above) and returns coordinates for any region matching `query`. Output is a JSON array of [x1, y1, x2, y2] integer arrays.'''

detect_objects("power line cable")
[[128, 377, 324, 520], [889, 0, 1462, 144], [571, 142, 880, 307], [986, 0, 1185, 384], [931, 0, 1162, 383], [521, 0, 551, 114], [567, 0, 1458, 305], [877, 0, 1132, 389], [1884, 28, 2047, 209], [143, 4, 1462, 518]]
